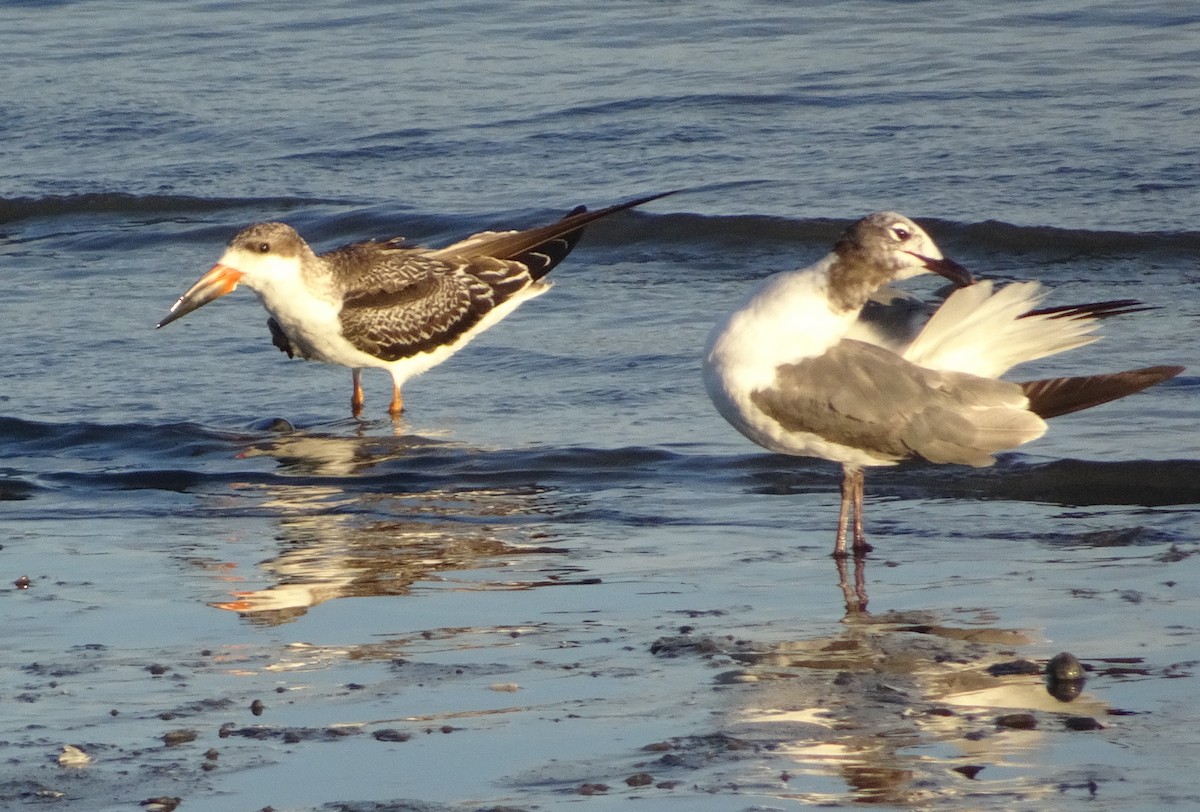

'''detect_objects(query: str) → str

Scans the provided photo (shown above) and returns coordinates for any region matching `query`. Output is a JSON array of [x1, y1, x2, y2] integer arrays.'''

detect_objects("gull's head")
[[827, 212, 973, 311], [156, 222, 312, 328]]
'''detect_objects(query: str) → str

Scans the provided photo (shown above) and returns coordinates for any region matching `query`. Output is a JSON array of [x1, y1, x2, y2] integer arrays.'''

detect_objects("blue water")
[[3, 2, 1199, 809]]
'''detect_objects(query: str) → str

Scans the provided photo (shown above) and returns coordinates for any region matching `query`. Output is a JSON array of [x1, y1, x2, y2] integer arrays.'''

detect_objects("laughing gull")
[[158, 192, 672, 417], [703, 211, 1183, 557]]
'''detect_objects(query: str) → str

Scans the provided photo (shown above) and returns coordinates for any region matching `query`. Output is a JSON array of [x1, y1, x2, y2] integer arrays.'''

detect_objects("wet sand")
[[5, 468, 1197, 810]]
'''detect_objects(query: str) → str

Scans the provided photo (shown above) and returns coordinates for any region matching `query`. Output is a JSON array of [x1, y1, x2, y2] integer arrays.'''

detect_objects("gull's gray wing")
[[750, 340, 1045, 466]]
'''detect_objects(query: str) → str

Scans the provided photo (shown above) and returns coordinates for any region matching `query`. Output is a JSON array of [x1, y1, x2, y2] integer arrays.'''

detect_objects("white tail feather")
[[902, 281, 1102, 377]]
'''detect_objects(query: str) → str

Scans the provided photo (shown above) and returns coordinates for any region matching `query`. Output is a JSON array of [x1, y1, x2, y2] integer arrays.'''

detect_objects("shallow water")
[[3, 1, 1200, 809]]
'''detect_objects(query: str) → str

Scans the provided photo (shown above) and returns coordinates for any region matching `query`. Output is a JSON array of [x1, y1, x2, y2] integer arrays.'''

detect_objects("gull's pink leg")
[[833, 466, 855, 557], [850, 468, 872, 554], [351, 369, 365, 417]]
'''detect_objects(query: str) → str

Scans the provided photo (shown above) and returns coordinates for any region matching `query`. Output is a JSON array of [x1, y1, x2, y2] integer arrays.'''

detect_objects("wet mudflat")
[[4, 423, 1198, 810]]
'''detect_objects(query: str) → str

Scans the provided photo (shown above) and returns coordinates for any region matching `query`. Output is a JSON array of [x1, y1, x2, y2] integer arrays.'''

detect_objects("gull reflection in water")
[[661, 611, 1108, 805], [211, 429, 568, 625]]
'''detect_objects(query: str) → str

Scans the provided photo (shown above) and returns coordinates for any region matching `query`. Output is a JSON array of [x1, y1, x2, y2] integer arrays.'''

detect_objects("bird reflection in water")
[[835, 553, 869, 614], [655, 611, 1108, 806], [236, 419, 450, 477], [210, 429, 572, 625]]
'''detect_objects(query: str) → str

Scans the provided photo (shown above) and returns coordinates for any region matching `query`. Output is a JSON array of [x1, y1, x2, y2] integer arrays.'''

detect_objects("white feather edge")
[[900, 280, 1102, 377]]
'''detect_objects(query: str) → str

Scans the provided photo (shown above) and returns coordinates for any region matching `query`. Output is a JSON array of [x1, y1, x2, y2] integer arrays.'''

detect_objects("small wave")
[[0, 475, 38, 501], [0, 193, 352, 226], [754, 455, 1200, 508], [944, 457, 1200, 507], [4, 416, 1197, 510], [0, 415, 692, 496], [9, 192, 1193, 260], [584, 209, 1200, 258], [934, 219, 1200, 258], [0, 416, 246, 457]]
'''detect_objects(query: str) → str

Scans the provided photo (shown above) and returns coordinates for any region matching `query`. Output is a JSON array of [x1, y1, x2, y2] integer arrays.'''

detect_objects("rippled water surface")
[[3, 1, 1200, 810]]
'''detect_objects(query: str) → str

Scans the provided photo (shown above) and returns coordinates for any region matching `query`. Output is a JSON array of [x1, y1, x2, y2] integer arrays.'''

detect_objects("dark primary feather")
[[507, 204, 586, 281], [431, 191, 675, 275], [1021, 364, 1184, 418], [1022, 299, 1154, 321]]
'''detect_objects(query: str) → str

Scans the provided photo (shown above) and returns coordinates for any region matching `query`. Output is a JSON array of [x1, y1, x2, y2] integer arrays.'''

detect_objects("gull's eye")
[[257, 242, 271, 253], [890, 225, 911, 242]]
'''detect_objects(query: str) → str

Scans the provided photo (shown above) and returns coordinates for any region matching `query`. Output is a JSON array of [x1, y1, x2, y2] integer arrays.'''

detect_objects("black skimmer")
[[703, 211, 1183, 558], [158, 192, 672, 416]]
